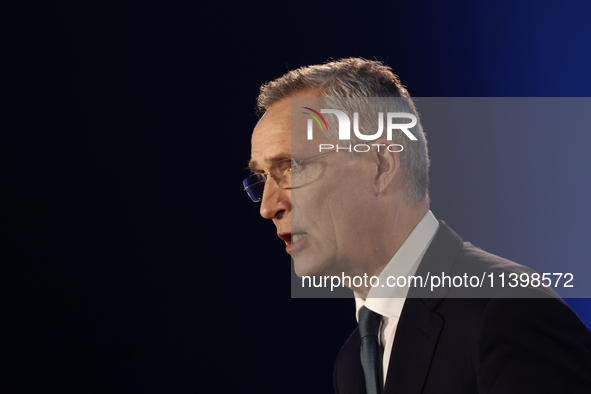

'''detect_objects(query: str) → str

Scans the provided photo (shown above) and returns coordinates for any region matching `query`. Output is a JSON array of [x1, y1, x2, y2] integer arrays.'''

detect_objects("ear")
[[370, 139, 402, 195]]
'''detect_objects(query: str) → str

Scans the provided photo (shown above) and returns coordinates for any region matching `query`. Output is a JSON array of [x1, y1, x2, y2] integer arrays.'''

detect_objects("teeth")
[[292, 234, 306, 243]]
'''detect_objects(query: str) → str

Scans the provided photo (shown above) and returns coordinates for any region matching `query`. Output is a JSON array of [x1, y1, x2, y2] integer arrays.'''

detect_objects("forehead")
[[250, 90, 323, 169], [250, 98, 291, 170]]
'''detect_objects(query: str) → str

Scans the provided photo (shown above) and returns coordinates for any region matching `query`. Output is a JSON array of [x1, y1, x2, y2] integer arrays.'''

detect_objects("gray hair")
[[257, 57, 430, 204]]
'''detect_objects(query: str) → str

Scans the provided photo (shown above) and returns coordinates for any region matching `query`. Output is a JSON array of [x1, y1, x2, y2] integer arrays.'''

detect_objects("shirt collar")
[[355, 210, 439, 321]]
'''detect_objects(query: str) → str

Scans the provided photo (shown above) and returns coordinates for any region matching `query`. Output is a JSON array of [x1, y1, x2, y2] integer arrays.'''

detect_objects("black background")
[[6, 1, 591, 392]]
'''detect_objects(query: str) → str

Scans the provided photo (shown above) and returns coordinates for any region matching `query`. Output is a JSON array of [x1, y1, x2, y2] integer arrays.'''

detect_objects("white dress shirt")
[[354, 210, 439, 383]]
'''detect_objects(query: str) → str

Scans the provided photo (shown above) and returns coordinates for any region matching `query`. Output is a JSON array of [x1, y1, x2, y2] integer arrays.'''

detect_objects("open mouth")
[[278, 232, 308, 255], [291, 233, 307, 243]]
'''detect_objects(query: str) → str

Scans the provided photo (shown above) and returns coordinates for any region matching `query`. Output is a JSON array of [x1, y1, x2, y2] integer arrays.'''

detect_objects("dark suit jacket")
[[334, 221, 591, 394]]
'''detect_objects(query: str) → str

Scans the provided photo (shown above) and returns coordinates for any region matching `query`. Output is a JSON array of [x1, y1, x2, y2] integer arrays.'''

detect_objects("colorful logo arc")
[[302, 107, 329, 131]]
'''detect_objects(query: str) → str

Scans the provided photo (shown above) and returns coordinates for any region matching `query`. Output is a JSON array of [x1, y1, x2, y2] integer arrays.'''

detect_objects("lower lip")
[[286, 234, 307, 255]]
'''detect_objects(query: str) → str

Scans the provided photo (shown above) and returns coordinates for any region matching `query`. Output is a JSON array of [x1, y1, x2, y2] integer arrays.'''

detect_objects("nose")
[[259, 178, 291, 220]]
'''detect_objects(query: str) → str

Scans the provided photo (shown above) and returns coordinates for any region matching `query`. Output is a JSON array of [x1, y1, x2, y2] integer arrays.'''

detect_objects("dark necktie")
[[359, 306, 383, 394]]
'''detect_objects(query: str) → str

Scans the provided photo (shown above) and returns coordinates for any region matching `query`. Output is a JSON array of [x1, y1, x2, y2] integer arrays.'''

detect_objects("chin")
[[292, 259, 318, 278], [292, 255, 336, 278]]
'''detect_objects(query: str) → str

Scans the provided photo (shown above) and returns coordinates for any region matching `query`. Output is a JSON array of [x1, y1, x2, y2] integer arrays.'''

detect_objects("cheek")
[[325, 172, 374, 240], [295, 161, 371, 239], [325, 166, 371, 211]]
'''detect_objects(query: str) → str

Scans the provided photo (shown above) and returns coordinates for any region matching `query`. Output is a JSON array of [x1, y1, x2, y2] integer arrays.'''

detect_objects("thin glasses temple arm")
[[243, 149, 337, 199], [290, 149, 337, 183], [293, 149, 338, 166]]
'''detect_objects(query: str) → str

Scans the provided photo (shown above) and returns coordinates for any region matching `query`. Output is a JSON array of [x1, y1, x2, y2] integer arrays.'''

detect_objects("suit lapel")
[[383, 298, 444, 393], [334, 328, 368, 394], [383, 222, 463, 394]]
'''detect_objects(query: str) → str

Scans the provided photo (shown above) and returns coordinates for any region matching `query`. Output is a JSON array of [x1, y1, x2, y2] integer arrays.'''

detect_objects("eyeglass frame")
[[243, 149, 337, 203]]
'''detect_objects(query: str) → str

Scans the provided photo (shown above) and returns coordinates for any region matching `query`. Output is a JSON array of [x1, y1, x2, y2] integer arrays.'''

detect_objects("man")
[[245, 58, 591, 393]]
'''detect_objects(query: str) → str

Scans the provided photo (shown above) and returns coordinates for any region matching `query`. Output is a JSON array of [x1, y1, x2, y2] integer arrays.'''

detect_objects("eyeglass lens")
[[242, 174, 266, 202], [243, 159, 293, 202]]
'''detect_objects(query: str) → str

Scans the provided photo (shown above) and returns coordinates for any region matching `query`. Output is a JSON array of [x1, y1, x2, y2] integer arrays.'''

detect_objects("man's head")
[[257, 58, 430, 204], [248, 58, 430, 289]]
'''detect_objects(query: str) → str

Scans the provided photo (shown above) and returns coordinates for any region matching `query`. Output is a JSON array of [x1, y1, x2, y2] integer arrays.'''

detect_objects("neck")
[[350, 199, 429, 298]]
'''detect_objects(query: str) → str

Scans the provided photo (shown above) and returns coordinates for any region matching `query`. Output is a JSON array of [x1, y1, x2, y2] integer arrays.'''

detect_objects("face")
[[250, 92, 381, 278]]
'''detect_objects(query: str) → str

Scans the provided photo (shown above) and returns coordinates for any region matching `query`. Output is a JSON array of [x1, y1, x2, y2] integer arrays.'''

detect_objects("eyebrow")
[[248, 152, 291, 172]]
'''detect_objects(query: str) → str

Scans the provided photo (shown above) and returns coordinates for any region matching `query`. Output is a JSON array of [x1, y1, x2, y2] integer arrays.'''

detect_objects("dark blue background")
[[6, 1, 591, 392]]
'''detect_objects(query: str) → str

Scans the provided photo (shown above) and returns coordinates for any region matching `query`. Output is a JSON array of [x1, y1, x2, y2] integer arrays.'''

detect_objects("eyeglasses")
[[243, 150, 337, 203]]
